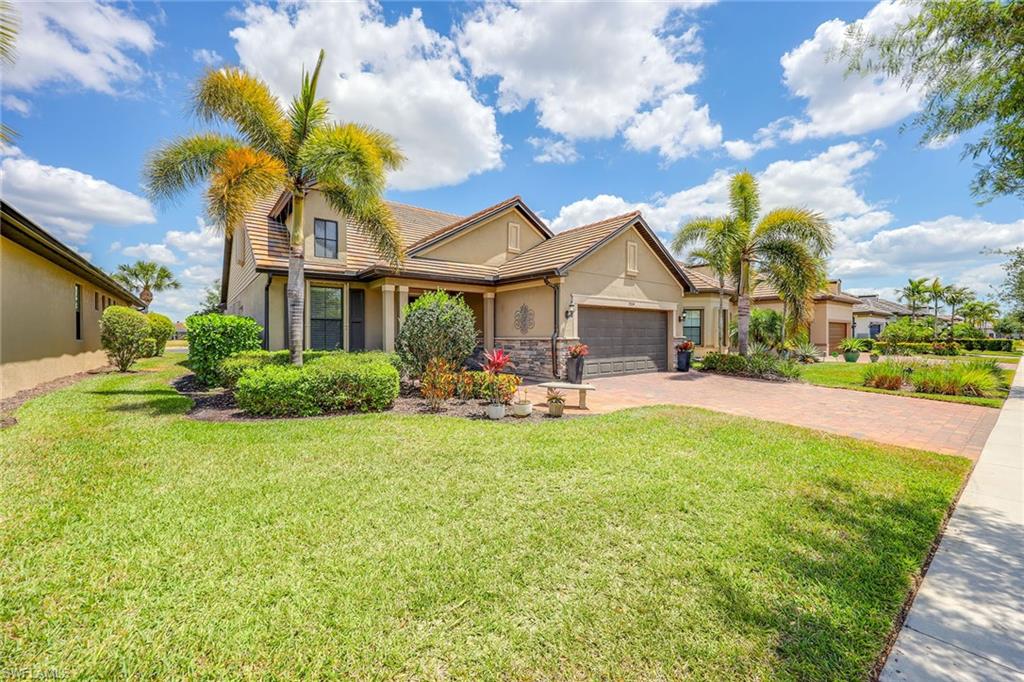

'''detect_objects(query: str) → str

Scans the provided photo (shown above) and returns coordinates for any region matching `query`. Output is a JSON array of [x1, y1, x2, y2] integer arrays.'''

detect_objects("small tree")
[[395, 290, 477, 378], [100, 306, 151, 371], [146, 312, 175, 356]]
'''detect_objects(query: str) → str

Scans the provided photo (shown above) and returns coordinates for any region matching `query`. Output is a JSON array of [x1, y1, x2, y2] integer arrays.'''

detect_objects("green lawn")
[[1, 355, 970, 679], [801, 361, 1014, 409]]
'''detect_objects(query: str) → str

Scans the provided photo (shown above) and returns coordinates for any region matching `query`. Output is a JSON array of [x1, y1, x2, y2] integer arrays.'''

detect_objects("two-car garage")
[[578, 306, 669, 378]]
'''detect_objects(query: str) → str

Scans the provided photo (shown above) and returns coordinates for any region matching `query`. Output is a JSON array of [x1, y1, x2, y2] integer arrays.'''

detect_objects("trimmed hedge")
[[878, 338, 1011, 355], [218, 350, 400, 388], [955, 338, 1013, 352], [235, 353, 399, 416], [100, 306, 150, 371], [700, 351, 802, 380], [187, 313, 263, 385], [146, 313, 175, 356]]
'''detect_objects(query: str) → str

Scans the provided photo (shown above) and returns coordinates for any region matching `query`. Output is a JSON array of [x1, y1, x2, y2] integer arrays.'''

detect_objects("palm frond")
[[728, 172, 760, 227], [193, 67, 289, 158], [671, 216, 725, 254], [287, 49, 330, 167], [0, 0, 17, 65], [206, 148, 288, 235], [319, 185, 404, 265], [298, 122, 405, 193], [754, 207, 833, 256], [144, 133, 242, 202]]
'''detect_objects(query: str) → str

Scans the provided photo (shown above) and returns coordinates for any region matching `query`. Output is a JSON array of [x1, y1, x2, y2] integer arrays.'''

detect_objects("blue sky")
[[2, 0, 1021, 321]]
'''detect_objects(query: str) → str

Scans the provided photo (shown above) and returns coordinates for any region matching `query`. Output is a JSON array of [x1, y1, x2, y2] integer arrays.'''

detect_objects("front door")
[[349, 288, 365, 351]]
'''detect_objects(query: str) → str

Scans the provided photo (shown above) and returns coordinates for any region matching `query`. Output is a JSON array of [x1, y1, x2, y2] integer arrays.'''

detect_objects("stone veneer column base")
[[494, 337, 571, 379]]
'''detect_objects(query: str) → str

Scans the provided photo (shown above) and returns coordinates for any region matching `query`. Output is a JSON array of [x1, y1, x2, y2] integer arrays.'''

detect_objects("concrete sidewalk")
[[882, 360, 1024, 681]]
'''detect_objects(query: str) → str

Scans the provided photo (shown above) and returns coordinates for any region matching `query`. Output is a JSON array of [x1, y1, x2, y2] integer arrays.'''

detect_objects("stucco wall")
[[1, 236, 133, 398], [495, 285, 554, 338], [679, 292, 729, 352], [418, 208, 546, 266]]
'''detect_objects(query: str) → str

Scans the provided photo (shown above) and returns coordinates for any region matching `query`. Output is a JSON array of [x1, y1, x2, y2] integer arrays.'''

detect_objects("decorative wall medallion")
[[514, 303, 535, 335]]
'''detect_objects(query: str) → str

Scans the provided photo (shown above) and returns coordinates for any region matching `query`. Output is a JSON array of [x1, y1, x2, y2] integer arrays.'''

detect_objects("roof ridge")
[[406, 195, 523, 251], [385, 199, 463, 219], [554, 210, 641, 237]]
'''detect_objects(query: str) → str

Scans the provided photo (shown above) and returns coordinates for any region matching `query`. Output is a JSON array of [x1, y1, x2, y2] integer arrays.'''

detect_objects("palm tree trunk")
[[717, 276, 725, 353], [933, 298, 939, 340], [140, 287, 153, 312], [287, 193, 306, 366], [781, 299, 788, 347], [737, 259, 751, 356]]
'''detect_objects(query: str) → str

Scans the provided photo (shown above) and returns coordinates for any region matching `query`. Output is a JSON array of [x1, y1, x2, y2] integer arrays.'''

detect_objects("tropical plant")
[[784, 337, 822, 364], [675, 219, 739, 352], [759, 256, 827, 342], [878, 316, 933, 343], [842, 0, 1024, 201], [943, 285, 974, 341], [898, 277, 929, 320], [911, 362, 1001, 398], [0, 1, 18, 143], [838, 338, 867, 353], [729, 308, 785, 350], [926, 277, 945, 339], [567, 343, 589, 358], [960, 300, 1000, 330], [545, 389, 566, 404], [144, 49, 404, 366], [482, 348, 516, 405], [112, 261, 181, 310], [862, 361, 907, 391], [395, 290, 477, 378], [99, 306, 151, 372], [420, 358, 456, 411]]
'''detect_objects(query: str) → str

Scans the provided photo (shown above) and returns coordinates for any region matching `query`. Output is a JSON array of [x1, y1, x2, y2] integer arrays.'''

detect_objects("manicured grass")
[[801, 361, 1014, 408], [1, 355, 970, 679]]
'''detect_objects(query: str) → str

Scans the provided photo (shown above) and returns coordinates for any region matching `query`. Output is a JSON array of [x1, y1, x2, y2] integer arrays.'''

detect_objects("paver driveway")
[[526, 371, 999, 458]]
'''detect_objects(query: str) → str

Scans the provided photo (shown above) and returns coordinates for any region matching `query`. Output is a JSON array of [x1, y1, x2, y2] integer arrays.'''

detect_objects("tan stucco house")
[[1, 202, 143, 398], [852, 295, 911, 339], [677, 263, 860, 354], [222, 192, 696, 379]]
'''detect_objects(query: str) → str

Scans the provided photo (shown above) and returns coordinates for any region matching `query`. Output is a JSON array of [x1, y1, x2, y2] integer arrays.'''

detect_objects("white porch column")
[[397, 286, 410, 330], [483, 292, 495, 350], [382, 284, 396, 352]]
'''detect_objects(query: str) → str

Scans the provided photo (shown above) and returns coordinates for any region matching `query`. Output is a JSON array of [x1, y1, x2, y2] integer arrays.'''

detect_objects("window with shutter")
[[310, 286, 343, 350]]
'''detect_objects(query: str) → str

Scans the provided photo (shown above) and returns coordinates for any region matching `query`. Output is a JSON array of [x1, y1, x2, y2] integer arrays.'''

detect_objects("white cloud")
[[192, 48, 223, 66], [458, 2, 718, 162], [180, 264, 221, 285], [1, 0, 155, 95], [122, 242, 178, 265], [164, 217, 222, 263], [527, 137, 580, 165], [623, 93, 721, 161], [2, 95, 31, 115], [230, 1, 502, 191], [0, 148, 156, 243]]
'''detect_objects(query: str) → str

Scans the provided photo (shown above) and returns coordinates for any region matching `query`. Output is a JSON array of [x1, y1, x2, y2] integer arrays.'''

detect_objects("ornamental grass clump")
[[862, 361, 907, 391], [911, 361, 1003, 398]]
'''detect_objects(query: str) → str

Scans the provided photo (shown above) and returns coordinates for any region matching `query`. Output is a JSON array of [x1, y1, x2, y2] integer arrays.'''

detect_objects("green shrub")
[[235, 353, 399, 416], [217, 349, 399, 388], [186, 313, 263, 385], [838, 337, 867, 352], [396, 290, 477, 377], [878, 317, 933, 343], [146, 312, 175, 356], [700, 351, 802, 380], [955, 337, 1012, 352], [140, 337, 157, 358], [952, 322, 985, 339], [99, 306, 151, 371], [862, 361, 907, 390], [929, 341, 961, 356]]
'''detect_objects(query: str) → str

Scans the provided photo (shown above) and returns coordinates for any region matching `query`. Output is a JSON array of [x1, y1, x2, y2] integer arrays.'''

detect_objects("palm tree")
[[943, 285, 974, 340], [926, 277, 945, 340], [144, 50, 404, 365], [759, 256, 827, 344], [674, 220, 738, 352], [1, 1, 19, 143], [899, 277, 929, 320], [112, 261, 181, 310], [961, 300, 1000, 330], [673, 172, 832, 355]]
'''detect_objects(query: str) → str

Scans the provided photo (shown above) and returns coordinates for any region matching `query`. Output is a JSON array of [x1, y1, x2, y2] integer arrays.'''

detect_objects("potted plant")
[[869, 351, 880, 363], [546, 389, 565, 417], [838, 337, 866, 363], [483, 348, 513, 420], [512, 388, 533, 418], [675, 339, 695, 371], [566, 343, 588, 383]]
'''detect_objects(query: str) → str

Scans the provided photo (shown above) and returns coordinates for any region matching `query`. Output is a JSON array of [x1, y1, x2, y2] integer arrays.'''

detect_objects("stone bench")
[[537, 381, 596, 409]]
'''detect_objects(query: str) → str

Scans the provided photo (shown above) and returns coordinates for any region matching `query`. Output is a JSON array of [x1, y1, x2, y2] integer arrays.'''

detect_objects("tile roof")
[[853, 295, 911, 316], [406, 195, 522, 253], [678, 263, 861, 304], [497, 211, 641, 279], [679, 264, 724, 291]]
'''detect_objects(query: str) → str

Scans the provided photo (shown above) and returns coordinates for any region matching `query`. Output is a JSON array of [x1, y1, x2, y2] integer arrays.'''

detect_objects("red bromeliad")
[[482, 348, 513, 374]]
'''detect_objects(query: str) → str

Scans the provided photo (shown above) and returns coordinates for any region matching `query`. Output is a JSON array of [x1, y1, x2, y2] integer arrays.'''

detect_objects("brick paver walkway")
[[525, 371, 999, 458]]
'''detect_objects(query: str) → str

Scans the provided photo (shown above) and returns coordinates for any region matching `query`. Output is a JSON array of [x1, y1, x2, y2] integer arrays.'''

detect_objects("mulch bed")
[[174, 374, 578, 423], [1, 366, 116, 428]]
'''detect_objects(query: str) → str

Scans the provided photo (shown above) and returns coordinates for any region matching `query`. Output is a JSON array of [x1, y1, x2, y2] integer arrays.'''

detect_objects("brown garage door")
[[578, 307, 667, 378], [828, 322, 848, 353]]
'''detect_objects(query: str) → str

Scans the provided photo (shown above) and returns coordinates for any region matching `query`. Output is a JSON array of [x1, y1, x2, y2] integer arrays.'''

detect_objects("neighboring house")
[[852, 295, 911, 339], [173, 322, 188, 340], [222, 192, 696, 379], [1, 202, 143, 399], [678, 264, 860, 354]]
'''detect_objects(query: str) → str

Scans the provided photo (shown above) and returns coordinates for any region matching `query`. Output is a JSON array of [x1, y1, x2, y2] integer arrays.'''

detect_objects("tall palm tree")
[[899, 277, 929, 320], [673, 172, 832, 355], [926, 277, 945, 340], [144, 50, 404, 365], [961, 300, 1000, 330], [943, 285, 974, 340], [1, 1, 19, 144], [759, 256, 827, 344], [674, 220, 738, 352], [112, 261, 181, 310]]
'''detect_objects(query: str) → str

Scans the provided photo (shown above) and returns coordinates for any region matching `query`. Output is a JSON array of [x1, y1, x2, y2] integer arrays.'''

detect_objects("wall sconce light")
[[678, 310, 687, 323], [565, 303, 576, 319]]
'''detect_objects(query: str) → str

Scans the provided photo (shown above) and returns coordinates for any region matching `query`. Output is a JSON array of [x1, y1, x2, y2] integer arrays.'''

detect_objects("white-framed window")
[[507, 221, 521, 253], [626, 240, 639, 275], [683, 308, 703, 346]]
